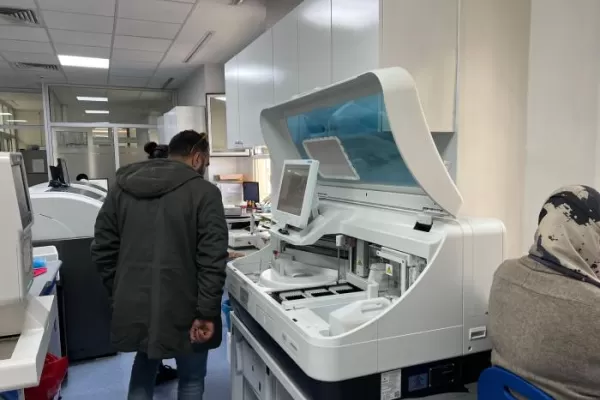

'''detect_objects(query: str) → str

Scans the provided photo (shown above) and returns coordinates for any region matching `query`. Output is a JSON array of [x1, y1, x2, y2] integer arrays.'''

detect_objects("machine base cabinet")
[[230, 303, 488, 400], [34, 237, 115, 362]]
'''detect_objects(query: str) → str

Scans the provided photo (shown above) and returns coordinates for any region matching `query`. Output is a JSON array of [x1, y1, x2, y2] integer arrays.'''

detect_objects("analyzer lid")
[[260, 67, 463, 218]]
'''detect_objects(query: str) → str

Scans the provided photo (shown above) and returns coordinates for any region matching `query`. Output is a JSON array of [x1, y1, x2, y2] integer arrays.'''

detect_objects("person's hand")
[[228, 251, 244, 260], [190, 319, 214, 343]]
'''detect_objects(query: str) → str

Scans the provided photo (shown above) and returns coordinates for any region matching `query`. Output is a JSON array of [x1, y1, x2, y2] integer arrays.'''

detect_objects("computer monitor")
[[274, 159, 320, 229], [57, 158, 70, 186], [243, 181, 260, 203], [0, 153, 34, 308]]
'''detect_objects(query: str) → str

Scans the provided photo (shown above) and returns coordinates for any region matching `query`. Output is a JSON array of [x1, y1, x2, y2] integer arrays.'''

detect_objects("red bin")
[[24, 354, 68, 400]]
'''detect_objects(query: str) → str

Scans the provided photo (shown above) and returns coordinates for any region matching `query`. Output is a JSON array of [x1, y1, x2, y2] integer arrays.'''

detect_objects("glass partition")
[[48, 86, 174, 124], [53, 126, 117, 185], [118, 127, 160, 167], [0, 91, 45, 150]]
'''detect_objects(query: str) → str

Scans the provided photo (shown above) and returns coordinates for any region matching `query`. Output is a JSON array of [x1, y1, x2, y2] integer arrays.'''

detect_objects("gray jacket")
[[91, 159, 228, 359], [489, 256, 600, 399]]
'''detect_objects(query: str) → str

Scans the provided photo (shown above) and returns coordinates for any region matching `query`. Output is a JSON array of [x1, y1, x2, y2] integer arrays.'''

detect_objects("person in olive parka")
[[91, 130, 228, 400]]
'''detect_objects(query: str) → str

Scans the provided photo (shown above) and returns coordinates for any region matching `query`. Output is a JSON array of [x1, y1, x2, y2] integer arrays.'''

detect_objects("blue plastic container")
[[33, 258, 46, 269], [222, 300, 232, 331]]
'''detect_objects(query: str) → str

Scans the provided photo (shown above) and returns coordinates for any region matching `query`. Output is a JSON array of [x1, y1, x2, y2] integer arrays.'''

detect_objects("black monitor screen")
[[57, 158, 70, 186], [243, 181, 260, 203], [12, 161, 32, 229], [277, 165, 310, 216]]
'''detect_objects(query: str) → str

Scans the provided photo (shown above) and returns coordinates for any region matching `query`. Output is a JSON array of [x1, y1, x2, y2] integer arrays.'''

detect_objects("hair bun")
[[144, 141, 158, 155]]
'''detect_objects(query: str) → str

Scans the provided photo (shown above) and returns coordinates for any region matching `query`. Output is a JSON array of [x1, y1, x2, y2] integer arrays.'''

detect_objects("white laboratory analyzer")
[[226, 68, 505, 400], [0, 152, 56, 392], [28, 160, 114, 362]]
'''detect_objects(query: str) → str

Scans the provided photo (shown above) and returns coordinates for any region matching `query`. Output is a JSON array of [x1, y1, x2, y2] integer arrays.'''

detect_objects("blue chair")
[[478, 367, 553, 399]]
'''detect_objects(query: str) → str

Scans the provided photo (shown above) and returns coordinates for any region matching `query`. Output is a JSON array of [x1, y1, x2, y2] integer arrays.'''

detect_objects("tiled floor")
[[60, 328, 230, 400]]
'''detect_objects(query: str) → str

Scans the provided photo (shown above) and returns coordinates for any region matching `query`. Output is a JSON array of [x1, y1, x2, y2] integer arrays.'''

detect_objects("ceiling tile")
[[113, 36, 172, 53], [1, 52, 58, 64], [116, 18, 180, 39], [109, 75, 149, 88], [0, 26, 49, 42], [110, 59, 159, 70], [118, 0, 193, 24], [107, 89, 142, 101], [63, 68, 108, 85], [146, 77, 168, 89], [0, 0, 37, 7], [42, 11, 114, 34], [139, 90, 172, 100], [0, 40, 54, 54], [14, 69, 64, 80], [38, 0, 116, 17], [62, 66, 108, 77], [110, 65, 156, 78], [54, 43, 111, 59], [68, 75, 109, 85], [50, 30, 112, 47], [112, 49, 164, 63]]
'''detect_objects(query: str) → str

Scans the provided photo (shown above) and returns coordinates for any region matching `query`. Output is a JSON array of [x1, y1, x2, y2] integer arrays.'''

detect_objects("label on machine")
[[381, 369, 402, 400], [385, 263, 394, 277]]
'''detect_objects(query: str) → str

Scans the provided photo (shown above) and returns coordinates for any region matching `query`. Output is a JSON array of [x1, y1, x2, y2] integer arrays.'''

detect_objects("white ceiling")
[[0, 0, 268, 89]]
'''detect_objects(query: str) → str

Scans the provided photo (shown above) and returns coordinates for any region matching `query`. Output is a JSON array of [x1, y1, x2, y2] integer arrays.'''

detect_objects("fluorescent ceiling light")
[[77, 96, 108, 102], [7, 119, 27, 123], [215, 95, 226, 101], [183, 31, 214, 63], [92, 128, 108, 133], [0, 113, 12, 116], [85, 110, 109, 114], [58, 55, 109, 69]]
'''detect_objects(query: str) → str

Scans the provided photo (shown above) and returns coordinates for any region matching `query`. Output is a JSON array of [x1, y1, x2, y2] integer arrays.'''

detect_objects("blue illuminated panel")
[[286, 93, 418, 188]]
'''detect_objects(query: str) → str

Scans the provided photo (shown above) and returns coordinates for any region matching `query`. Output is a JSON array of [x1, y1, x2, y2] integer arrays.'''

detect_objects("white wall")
[[457, 0, 531, 258], [521, 0, 600, 252], [204, 64, 225, 94], [177, 64, 225, 107], [208, 157, 254, 181]]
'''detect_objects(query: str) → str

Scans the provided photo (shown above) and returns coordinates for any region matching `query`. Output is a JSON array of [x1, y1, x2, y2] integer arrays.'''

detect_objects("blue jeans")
[[128, 350, 208, 400]]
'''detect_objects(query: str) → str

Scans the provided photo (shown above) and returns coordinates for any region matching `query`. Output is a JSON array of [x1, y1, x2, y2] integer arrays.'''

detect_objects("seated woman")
[[489, 185, 600, 399]]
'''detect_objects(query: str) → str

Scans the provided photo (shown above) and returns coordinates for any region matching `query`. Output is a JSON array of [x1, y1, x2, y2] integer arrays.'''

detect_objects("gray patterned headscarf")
[[529, 185, 600, 287]]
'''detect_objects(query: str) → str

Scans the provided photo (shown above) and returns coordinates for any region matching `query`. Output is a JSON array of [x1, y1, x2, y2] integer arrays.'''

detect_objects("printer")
[[0, 152, 56, 392], [227, 68, 505, 399]]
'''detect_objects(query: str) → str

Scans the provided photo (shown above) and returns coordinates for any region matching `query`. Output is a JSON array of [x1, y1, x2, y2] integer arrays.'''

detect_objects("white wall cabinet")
[[273, 8, 299, 104], [331, 0, 458, 132], [297, 0, 332, 94], [237, 30, 274, 148], [223, 0, 459, 149], [379, 0, 458, 132], [331, 0, 380, 83], [161, 106, 205, 144]]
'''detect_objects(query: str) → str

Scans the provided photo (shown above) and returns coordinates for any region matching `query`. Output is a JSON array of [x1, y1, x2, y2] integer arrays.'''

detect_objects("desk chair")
[[478, 367, 553, 399]]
